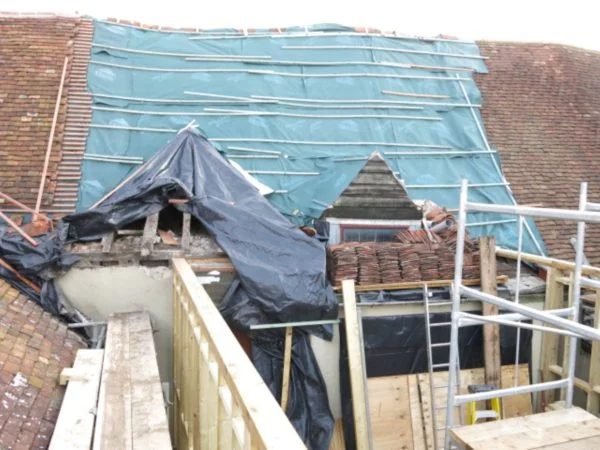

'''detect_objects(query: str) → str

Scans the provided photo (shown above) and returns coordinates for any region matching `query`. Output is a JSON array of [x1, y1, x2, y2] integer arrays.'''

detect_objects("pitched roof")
[[2, 15, 600, 262], [476, 42, 600, 264], [0, 15, 92, 215], [0, 279, 87, 448]]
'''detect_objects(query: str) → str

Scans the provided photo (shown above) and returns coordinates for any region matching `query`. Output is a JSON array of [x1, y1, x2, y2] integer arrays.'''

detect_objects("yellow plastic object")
[[466, 386, 502, 425]]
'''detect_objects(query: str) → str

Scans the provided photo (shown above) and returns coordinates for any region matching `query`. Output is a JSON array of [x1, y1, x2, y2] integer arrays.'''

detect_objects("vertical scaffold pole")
[[445, 179, 469, 449], [565, 182, 588, 406]]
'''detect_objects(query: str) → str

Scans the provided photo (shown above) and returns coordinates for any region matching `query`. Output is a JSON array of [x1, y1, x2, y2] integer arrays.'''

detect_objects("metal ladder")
[[423, 285, 461, 450]]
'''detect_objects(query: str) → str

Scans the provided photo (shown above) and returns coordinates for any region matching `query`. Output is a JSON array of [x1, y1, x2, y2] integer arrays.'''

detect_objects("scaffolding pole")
[[444, 180, 600, 448]]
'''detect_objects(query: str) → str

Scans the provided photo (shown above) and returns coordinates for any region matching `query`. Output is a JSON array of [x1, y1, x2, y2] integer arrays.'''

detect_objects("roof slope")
[[0, 279, 87, 448], [476, 42, 600, 264], [0, 16, 75, 209]]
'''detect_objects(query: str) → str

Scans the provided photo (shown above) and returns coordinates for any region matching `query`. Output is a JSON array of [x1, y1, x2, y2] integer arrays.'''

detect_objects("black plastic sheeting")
[[253, 330, 334, 449], [339, 304, 532, 450], [63, 130, 336, 449], [0, 227, 79, 318]]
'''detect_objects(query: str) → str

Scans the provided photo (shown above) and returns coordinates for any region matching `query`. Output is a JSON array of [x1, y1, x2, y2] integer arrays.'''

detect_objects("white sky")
[[9, 0, 600, 51]]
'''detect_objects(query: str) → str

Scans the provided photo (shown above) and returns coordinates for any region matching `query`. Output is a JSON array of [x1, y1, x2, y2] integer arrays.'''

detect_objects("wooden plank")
[[548, 365, 592, 393], [127, 312, 171, 449], [140, 213, 159, 256], [497, 248, 600, 278], [59, 367, 89, 385], [93, 313, 133, 450], [368, 375, 413, 450], [532, 435, 600, 449], [333, 275, 509, 292], [500, 365, 533, 417], [587, 289, 600, 414], [560, 273, 575, 401], [408, 375, 426, 450], [480, 236, 501, 389], [101, 232, 115, 253], [466, 417, 600, 449], [342, 279, 371, 450], [281, 326, 293, 412], [49, 349, 104, 450], [93, 312, 170, 450], [450, 407, 596, 449], [540, 268, 564, 408], [416, 373, 435, 450], [327, 419, 346, 450], [181, 212, 191, 251], [427, 365, 530, 447]]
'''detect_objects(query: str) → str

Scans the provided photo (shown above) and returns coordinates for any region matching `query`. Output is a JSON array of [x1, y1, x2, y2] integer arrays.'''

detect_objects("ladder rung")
[[432, 363, 450, 369], [431, 342, 450, 348], [430, 322, 452, 327], [475, 410, 499, 420]]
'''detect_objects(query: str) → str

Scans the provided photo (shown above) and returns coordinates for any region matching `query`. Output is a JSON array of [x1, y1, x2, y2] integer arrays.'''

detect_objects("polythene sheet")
[[253, 330, 334, 450], [63, 129, 336, 448], [80, 20, 547, 255], [0, 227, 79, 317]]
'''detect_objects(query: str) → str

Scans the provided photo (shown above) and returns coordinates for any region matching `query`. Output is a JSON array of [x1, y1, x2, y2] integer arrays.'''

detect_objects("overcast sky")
[[11, 0, 600, 51]]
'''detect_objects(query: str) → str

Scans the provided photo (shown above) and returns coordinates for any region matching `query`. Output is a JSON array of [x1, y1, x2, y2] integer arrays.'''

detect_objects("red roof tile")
[[476, 42, 600, 264], [0, 16, 79, 212], [0, 280, 87, 449]]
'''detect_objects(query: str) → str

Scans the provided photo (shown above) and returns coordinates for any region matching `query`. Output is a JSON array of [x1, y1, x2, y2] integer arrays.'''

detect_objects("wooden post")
[[342, 279, 371, 450], [587, 290, 600, 413], [141, 213, 159, 256], [101, 232, 115, 253], [480, 236, 501, 388], [539, 268, 564, 408], [560, 273, 575, 401], [181, 212, 191, 252], [281, 326, 293, 412], [35, 57, 68, 217]]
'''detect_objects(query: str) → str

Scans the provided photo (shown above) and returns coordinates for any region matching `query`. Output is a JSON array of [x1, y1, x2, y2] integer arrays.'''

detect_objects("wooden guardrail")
[[172, 258, 306, 450], [496, 248, 600, 413]]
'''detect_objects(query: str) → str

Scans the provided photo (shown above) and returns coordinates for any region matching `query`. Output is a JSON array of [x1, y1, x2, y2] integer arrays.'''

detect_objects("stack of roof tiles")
[[0, 280, 87, 449], [327, 236, 480, 286]]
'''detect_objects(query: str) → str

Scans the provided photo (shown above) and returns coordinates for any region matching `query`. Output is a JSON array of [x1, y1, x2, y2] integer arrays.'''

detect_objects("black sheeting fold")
[[0, 228, 79, 317], [63, 130, 336, 449]]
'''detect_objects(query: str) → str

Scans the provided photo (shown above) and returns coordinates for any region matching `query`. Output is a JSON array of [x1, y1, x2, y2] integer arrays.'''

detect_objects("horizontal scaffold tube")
[[467, 201, 600, 223], [281, 44, 487, 60], [252, 94, 481, 108], [453, 379, 569, 406], [459, 312, 580, 338], [188, 30, 477, 45], [496, 247, 600, 277], [460, 285, 600, 341]]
